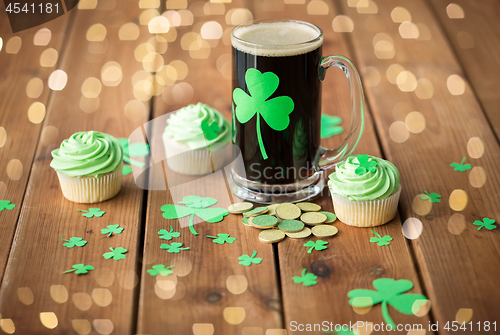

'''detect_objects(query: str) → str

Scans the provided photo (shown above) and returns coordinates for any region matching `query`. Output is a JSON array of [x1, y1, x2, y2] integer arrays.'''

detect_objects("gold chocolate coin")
[[266, 204, 279, 216], [296, 202, 321, 212], [259, 229, 286, 243], [243, 206, 269, 217], [285, 227, 312, 239], [228, 202, 253, 214], [311, 224, 338, 237], [300, 212, 327, 226], [276, 203, 301, 220]]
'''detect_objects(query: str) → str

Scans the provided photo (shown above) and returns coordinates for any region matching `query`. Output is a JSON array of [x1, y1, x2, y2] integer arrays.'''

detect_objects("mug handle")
[[314, 55, 365, 171]]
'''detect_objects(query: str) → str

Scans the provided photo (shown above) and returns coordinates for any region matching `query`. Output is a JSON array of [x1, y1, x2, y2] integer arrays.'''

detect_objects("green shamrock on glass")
[[117, 138, 150, 176]]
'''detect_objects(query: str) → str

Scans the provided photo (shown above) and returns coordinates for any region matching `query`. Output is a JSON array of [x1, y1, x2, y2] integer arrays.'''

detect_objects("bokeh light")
[[80, 97, 100, 113], [91, 288, 112, 307], [139, 0, 160, 8], [50, 285, 68, 303], [397, 71, 417, 92], [449, 189, 467, 211], [192, 323, 215, 335], [26, 78, 44, 98], [81, 77, 102, 98], [386, 64, 405, 84], [0, 319, 15, 334], [399, 22, 419, 39], [332, 15, 354, 32], [0, 127, 6, 148], [373, 33, 394, 59], [389, 121, 410, 143], [40, 48, 58, 67], [7, 159, 24, 180], [72, 320, 92, 335], [415, 78, 434, 99], [405, 111, 425, 133], [361, 66, 380, 87], [17, 287, 34, 305], [48, 70, 68, 91], [86, 24, 107, 41], [201, 21, 223, 40], [34, 28, 52, 46], [78, 0, 97, 9], [6, 36, 22, 54], [226, 8, 253, 26], [412, 194, 432, 216], [447, 3, 464, 19], [412, 299, 432, 317], [40, 312, 58, 329], [119, 23, 140, 40], [149, 16, 170, 33], [226, 275, 248, 295], [357, 0, 378, 14], [402, 217, 423, 239], [447, 74, 466, 95], [307, 0, 329, 15], [469, 166, 486, 188], [93, 319, 114, 335], [391, 6, 411, 23], [448, 213, 466, 235], [455, 308, 473, 324], [467, 137, 484, 159], [101, 61, 122, 86], [72, 293, 92, 311], [223, 307, 246, 325]]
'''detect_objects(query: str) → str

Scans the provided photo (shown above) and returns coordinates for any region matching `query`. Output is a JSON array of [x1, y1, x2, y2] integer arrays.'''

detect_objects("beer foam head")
[[232, 21, 322, 57]]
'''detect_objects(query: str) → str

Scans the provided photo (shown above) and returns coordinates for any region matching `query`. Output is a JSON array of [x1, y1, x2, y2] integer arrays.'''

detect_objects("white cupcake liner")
[[162, 134, 227, 175], [56, 167, 122, 203], [329, 185, 401, 227]]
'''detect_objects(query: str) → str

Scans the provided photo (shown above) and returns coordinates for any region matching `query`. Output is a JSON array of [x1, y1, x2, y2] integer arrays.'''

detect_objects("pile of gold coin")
[[228, 202, 338, 244]]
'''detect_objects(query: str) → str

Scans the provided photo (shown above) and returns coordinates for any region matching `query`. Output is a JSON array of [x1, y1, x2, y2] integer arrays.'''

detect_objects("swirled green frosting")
[[50, 131, 123, 178], [163, 102, 230, 150], [328, 155, 400, 201]]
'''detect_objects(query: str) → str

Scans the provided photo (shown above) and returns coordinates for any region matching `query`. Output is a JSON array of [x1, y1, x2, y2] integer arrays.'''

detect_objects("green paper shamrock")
[[161, 195, 229, 236], [321, 114, 344, 139], [323, 328, 356, 335], [207, 233, 236, 244], [118, 138, 150, 176], [147, 264, 174, 276], [352, 154, 377, 175], [0, 200, 15, 212], [103, 247, 128, 261], [238, 250, 262, 266], [233, 68, 294, 160], [78, 208, 105, 218], [370, 230, 393, 246], [201, 120, 220, 141], [160, 242, 190, 253], [61, 237, 88, 248], [101, 224, 124, 237], [122, 165, 133, 175], [158, 226, 181, 240], [419, 191, 441, 203], [473, 217, 497, 230], [450, 157, 471, 172], [63, 264, 94, 274], [303, 240, 328, 253], [348, 278, 427, 329], [293, 269, 318, 287]]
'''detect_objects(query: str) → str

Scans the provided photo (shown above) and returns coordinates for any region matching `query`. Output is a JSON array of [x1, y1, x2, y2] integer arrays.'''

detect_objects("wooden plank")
[[341, 0, 500, 332], [0, 0, 153, 333], [428, 0, 500, 139], [136, 1, 284, 334]]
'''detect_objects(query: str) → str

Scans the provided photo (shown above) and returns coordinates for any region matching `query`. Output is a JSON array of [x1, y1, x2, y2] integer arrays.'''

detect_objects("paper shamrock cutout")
[[78, 208, 105, 217], [370, 231, 393, 246], [238, 250, 262, 266], [303, 240, 328, 253], [158, 226, 181, 240], [63, 264, 94, 274], [103, 247, 128, 260], [201, 120, 220, 141], [101, 224, 124, 237], [348, 278, 427, 329], [352, 154, 377, 175], [161, 195, 229, 236], [233, 68, 294, 160], [419, 191, 441, 203], [473, 217, 497, 230], [160, 242, 190, 253], [147, 264, 174, 276], [0, 200, 15, 212], [323, 328, 356, 335], [293, 269, 318, 287], [450, 157, 471, 172], [118, 138, 150, 176], [61, 237, 88, 248], [321, 114, 344, 139], [207, 233, 236, 244]]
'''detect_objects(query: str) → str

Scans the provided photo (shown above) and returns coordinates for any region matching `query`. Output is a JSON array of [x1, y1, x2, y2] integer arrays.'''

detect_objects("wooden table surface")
[[0, 0, 499, 334]]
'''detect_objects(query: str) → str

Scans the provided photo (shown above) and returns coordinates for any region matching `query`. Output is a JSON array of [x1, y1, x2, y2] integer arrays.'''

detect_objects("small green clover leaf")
[[233, 68, 294, 160], [103, 247, 128, 261], [207, 233, 236, 244], [352, 154, 377, 175], [160, 242, 190, 253], [61, 237, 88, 248], [370, 230, 393, 246], [473, 217, 497, 230], [238, 250, 262, 266], [293, 269, 318, 287], [419, 191, 441, 203], [101, 224, 124, 237], [161, 195, 229, 236], [158, 226, 180, 240], [78, 208, 105, 218], [321, 114, 344, 139], [303, 240, 328, 253], [122, 165, 133, 175], [0, 200, 15, 212], [450, 157, 471, 172], [118, 138, 150, 175], [147, 264, 175, 276], [63, 264, 94, 274], [348, 278, 427, 329], [201, 120, 220, 141], [323, 328, 356, 335]]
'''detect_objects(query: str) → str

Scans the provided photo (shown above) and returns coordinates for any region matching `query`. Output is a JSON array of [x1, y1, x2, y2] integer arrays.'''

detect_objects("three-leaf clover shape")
[[370, 231, 393, 246], [348, 278, 427, 329], [233, 68, 294, 160], [473, 217, 497, 230], [118, 138, 150, 175], [303, 240, 328, 253], [352, 154, 377, 175], [78, 208, 105, 218], [103, 247, 128, 260], [238, 250, 262, 266], [450, 157, 471, 172], [207, 233, 236, 244], [419, 191, 441, 203], [160, 242, 190, 253], [0, 200, 15, 212], [293, 269, 318, 287], [201, 120, 220, 141], [158, 226, 181, 240], [63, 264, 94, 274], [321, 114, 344, 139], [61, 237, 88, 248], [101, 224, 124, 237], [147, 264, 175, 276], [161, 195, 228, 236]]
